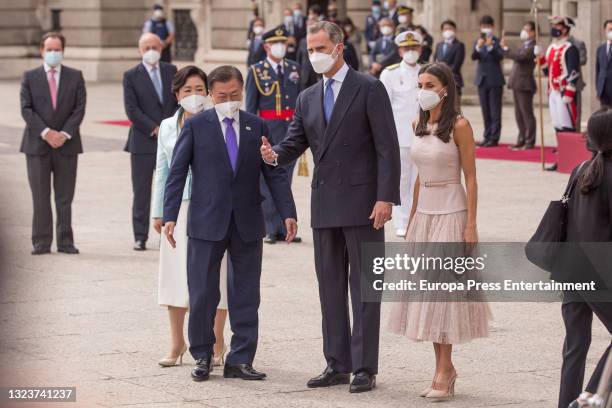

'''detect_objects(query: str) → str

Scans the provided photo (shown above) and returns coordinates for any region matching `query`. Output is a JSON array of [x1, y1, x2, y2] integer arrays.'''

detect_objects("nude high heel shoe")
[[213, 343, 227, 367], [419, 374, 437, 397], [425, 373, 457, 399], [158, 344, 187, 367]]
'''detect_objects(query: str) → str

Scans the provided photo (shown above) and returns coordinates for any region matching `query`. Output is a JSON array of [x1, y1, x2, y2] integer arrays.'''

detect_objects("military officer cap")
[[395, 30, 422, 47], [548, 15, 575, 28], [263, 25, 289, 43], [397, 5, 414, 15]]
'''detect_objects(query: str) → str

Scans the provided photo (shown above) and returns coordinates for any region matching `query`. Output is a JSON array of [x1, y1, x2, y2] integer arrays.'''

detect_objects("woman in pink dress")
[[388, 62, 491, 399]]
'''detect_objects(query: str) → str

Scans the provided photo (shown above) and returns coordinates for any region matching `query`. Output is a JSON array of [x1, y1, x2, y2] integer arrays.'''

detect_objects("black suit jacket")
[[274, 67, 401, 228], [123, 62, 178, 154], [471, 36, 505, 88], [20, 65, 86, 156], [433, 39, 466, 88], [596, 43, 612, 98]]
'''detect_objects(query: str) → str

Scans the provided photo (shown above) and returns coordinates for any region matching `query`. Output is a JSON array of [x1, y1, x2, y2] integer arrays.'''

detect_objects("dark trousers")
[[558, 296, 612, 408], [261, 159, 296, 236], [26, 152, 78, 250], [161, 45, 172, 63], [187, 216, 262, 365], [600, 81, 612, 107], [575, 89, 582, 132], [312, 225, 383, 375], [130, 153, 156, 242], [478, 86, 503, 142], [513, 90, 536, 146]]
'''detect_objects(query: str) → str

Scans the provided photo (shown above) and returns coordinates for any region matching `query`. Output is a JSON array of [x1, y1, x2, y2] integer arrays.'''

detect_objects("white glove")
[[562, 95, 573, 104], [533, 45, 542, 56]]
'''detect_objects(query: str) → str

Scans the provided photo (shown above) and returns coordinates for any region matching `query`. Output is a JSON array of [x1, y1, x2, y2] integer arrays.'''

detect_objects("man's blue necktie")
[[324, 78, 335, 123], [223, 117, 239, 172], [151, 66, 163, 103], [442, 42, 448, 58]]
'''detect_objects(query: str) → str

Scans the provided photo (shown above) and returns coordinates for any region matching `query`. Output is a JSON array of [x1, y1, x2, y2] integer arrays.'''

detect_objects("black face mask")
[[328, 11, 337, 18], [550, 27, 563, 38]]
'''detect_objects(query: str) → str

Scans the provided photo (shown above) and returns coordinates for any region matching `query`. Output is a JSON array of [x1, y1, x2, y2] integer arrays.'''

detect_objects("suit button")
[[320, 180, 325, 185]]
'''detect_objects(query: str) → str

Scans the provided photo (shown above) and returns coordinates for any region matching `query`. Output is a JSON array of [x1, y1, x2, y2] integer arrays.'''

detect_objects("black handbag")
[[525, 162, 587, 273]]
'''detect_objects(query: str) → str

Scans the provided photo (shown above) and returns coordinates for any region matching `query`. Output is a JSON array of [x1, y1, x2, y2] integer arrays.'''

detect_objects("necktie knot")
[[223, 117, 234, 126]]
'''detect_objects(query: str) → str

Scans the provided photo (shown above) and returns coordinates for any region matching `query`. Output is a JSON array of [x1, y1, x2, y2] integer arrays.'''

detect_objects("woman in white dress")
[[152, 66, 228, 367]]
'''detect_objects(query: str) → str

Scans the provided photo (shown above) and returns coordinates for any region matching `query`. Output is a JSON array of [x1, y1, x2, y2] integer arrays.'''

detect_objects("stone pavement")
[[0, 80, 608, 408]]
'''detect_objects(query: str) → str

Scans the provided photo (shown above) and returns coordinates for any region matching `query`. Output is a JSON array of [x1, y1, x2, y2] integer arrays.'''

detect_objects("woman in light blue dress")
[[152, 66, 228, 367]]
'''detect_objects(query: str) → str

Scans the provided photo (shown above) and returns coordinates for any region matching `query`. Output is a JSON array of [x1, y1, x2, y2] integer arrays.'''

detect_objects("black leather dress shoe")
[[263, 234, 277, 244], [510, 143, 525, 150], [133, 240, 146, 251], [306, 367, 350, 388], [476, 140, 487, 147], [482, 140, 499, 147], [223, 364, 266, 380], [349, 371, 376, 393], [522, 144, 535, 150], [58, 246, 80, 254], [191, 356, 213, 382], [546, 163, 558, 172], [31, 247, 51, 255], [276, 234, 302, 243]]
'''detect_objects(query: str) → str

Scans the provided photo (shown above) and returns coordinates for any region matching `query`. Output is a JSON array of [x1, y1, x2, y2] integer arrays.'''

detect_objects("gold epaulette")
[[385, 63, 401, 71]]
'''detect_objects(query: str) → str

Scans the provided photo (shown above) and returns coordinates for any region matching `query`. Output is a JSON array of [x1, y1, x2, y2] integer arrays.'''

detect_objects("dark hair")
[[578, 108, 612, 194], [309, 4, 321, 15], [480, 15, 494, 26], [604, 19, 612, 28], [415, 25, 429, 35], [341, 17, 354, 28], [172, 65, 208, 94], [524, 21, 536, 32], [414, 62, 460, 143], [440, 19, 456, 30], [40, 32, 66, 49], [207, 65, 244, 89]]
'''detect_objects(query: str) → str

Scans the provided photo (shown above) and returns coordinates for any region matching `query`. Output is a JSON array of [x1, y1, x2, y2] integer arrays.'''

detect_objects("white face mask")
[[214, 100, 241, 118], [309, 44, 339, 74], [402, 50, 419, 65], [398, 15, 408, 24], [380, 26, 393, 36], [520, 29, 530, 41], [607, 30, 612, 41], [142, 49, 161, 65], [179, 94, 208, 115], [253, 26, 264, 35], [270, 42, 287, 59], [417, 88, 446, 111], [442, 30, 455, 40], [481, 27, 493, 36]]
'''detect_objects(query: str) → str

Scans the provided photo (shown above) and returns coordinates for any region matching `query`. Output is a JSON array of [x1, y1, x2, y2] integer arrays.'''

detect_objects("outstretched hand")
[[260, 136, 278, 164]]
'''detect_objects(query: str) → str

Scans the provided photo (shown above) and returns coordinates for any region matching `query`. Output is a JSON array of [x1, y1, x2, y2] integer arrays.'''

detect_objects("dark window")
[[174, 9, 197, 61], [51, 9, 62, 31]]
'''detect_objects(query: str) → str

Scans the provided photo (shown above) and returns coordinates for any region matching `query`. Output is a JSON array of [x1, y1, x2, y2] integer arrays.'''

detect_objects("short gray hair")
[[308, 21, 345, 44]]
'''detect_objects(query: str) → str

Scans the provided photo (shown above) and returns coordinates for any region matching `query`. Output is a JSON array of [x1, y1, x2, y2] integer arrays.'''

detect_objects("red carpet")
[[475, 143, 556, 163], [98, 119, 557, 164]]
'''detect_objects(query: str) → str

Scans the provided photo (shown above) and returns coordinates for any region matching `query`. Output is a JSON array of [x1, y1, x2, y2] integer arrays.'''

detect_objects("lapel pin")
[[246, 126, 251, 131]]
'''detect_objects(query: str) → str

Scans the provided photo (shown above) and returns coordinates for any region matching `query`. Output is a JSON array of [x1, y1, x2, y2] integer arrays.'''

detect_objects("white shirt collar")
[[142, 61, 159, 72], [216, 107, 240, 125], [323, 62, 349, 86], [266, 57, 283, 72], [43, 62, 61, 74]]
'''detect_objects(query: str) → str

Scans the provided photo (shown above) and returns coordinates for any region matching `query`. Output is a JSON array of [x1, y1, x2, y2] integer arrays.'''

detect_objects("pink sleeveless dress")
[[387, 122, 492, 344]]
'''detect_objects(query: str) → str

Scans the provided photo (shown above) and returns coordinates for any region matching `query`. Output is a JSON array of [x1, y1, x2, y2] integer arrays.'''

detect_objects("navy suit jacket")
[[471, 36, 505, 88], [123, 62, 178, 154], [273, 67, 401, 228], [434, 39, 466, 88], [596, 43, 612, 98], [163, 109, 297, 242]]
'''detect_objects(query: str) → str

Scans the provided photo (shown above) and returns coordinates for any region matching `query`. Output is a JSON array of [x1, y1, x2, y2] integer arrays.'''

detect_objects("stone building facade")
[[1, 0, 610, 118]]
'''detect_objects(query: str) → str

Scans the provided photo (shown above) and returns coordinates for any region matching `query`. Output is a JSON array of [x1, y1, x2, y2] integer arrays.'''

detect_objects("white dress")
[[153, 110, 228, 309]]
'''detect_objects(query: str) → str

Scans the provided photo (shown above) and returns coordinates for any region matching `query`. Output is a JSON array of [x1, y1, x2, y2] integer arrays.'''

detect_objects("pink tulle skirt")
[[387, 210, 492, 344]]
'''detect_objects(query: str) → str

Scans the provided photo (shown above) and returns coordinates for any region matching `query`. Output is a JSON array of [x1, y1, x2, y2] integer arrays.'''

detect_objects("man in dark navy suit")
[[123, 33, 177, 251], [471, 15, 505, 147], [596, 19, 612, 107], [163, 66, 297, 383], [433, 19, 465, 96]]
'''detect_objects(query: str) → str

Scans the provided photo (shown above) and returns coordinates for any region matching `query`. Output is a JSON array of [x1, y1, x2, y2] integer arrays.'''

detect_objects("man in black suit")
[[433, 19, 465, 96], [123, 33, 177, 250], [472, 15, 505, 147], [261, 21, 401, 393], [596, 19, 612, 107], [20, 32, 86, 255]]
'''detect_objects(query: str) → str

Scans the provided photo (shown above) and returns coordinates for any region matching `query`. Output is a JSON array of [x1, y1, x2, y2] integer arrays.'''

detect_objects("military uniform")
[[379, 31, 421, 236], [245, 26, 301, 240]]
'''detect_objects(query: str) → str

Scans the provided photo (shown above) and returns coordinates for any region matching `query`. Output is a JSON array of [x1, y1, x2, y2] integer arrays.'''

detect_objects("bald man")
[[123, 33, 177, 250]]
